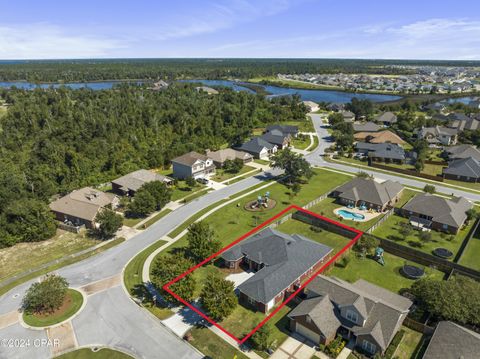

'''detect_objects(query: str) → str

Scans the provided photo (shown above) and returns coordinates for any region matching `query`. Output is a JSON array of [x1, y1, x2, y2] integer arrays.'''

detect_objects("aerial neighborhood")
[[1, 57, 480, 359]]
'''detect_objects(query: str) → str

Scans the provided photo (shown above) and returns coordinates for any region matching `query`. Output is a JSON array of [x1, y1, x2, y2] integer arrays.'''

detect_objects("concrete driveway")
[[271, 333, 319, 359], [225, 271, 255, 289], [162, 304, 203, 338]]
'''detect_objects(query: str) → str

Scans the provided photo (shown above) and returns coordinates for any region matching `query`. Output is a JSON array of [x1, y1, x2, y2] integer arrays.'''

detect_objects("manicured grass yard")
[[373, 214, 473, 259], [55, 348, 133, 359], [292, 135, 311, 150], [308, 135, 319, 151], [23, 289, 84, 327], [122, 216, 143, 227], [277, 218, 351, 253], [0, 230, 100, 282], [212, 165, 256, 182], [459, 236, 480, 271], [254, 158, 271, 165], [143, 209, 173, 228], [188, 327, 249, 359], [328, 251, 444, 293], [394, 327, 424, 359]]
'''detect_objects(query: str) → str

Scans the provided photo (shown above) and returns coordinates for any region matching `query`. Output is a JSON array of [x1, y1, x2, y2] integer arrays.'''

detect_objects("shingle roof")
[[443, 157, 480, 179], [334, 178, 403, 207], [354, 131, 405, 145], [260, 131, 289, 146], [206, 149, 252, 164], [303, 276, 412, 351], [235, 137, 276, 154], [171, 151, 210, 166], [112, 169, 173, 192], [353, 122, 381, 133], [446, 144, 480, 161], [340, 111, 355, 121], [266, 124, 299, 136], [403, 193, 472, 228], [423, 321, 480, 359], [221, 228, 332, 304], [417, 126, 458, 139], [355, 142, 406, 160], [49, 187, 117, 222], [375, 112, 397, 124], [288, 295, 341, 339]]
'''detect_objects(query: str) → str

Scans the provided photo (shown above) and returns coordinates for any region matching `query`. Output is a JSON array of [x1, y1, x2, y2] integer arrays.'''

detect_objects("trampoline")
[[432, 248, 453, 259], [401, 264, 425, 279]]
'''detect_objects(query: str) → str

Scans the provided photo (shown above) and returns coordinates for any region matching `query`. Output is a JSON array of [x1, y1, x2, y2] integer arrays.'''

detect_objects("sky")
[[0, 0, 479, 60]]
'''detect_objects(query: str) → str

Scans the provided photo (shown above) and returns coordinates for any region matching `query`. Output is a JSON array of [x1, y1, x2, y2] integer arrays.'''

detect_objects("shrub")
[[310, 225, 323, 233], [325, 336, 346, 357], [384, 329, 405, 359]]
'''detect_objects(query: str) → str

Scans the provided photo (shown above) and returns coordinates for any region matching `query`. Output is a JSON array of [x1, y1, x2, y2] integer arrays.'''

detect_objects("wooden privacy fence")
[[369, 163, 444, 182]]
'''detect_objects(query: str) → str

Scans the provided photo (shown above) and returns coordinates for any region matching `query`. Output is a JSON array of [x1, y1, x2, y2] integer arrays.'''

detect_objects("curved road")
[[2, 114, 480, 359]]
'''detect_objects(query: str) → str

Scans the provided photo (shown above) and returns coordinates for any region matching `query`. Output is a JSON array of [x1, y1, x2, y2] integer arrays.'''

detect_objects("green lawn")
[[122, 216, 143, 227], [304, 197, 384, 232], [23, 289, 83, 327], [188, 327, 249, 359], [292, 135, 311, 150], [171, 183, 206, 201], [308, 135, 319, 151], [373, 214, 473, 259], [191, 262, 227, 297], [0, 230, 100, 282], [212, 165, 256, 182], [0, 238, 124, 297], [254, 158, 271, 165], [277, 218, 351, 253], [279, 120, 314, 133], [395, 189, 418, 208], [328, 251, 444, 293], [394, 327, 424, 359], [55, 348, 133, 359], [143, 209, 173, 228], [459, 236, 480, 270], [123, 240, 167, 296]]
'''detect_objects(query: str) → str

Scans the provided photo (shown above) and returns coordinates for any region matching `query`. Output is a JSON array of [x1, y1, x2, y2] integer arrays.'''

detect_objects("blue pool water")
[[337, 209, 365, 221]]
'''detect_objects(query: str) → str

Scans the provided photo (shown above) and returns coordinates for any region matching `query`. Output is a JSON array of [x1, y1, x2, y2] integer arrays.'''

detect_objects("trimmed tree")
[[95, 209, 123, 239], [224, 158, 244, 174], [251, 324, 273, 351], [22, 274, 69, 314], [186, 221, 221, 263], [151, 253, 196, 303], [271, 148, 313, 184], [141, 181, 172, 210], [423, 184, 435, 194], [185, 176, 196, 188], [200, 274, 237, 320], [126, 190, 156, 217]]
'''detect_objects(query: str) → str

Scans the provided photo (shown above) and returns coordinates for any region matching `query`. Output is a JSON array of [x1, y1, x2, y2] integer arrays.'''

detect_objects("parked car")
[[196, 177, 209, 184]]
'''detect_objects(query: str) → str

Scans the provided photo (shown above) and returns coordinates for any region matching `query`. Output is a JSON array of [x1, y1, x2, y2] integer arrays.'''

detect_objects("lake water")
[[0, 78, 402, 103], [180, 79, 401, 103]]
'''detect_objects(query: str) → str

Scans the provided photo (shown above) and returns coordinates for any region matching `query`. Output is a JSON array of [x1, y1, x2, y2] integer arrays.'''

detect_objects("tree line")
[[0, 83, 307, 248]]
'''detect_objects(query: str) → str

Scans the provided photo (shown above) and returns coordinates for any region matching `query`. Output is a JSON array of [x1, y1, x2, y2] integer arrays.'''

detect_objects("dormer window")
[[346, 309, 358, 323]]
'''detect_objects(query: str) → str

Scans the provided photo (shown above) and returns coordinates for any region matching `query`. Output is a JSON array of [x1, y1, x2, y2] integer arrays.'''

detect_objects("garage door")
[[295, 322, 320, 343]]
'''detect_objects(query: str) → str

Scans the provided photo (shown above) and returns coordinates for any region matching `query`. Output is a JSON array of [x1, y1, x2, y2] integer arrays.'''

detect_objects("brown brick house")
[[221, 228, 332, 313]]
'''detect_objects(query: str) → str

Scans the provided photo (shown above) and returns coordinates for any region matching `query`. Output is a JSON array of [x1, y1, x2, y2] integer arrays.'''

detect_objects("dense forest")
[[0, 83, 307, 247], [1, 58, 480, 82]]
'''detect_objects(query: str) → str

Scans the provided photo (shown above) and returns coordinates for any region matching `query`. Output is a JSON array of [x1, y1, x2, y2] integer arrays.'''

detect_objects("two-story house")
[[288, 276, 412, 356], [171, 151, 215, 179], [416, 126, 458, 147]]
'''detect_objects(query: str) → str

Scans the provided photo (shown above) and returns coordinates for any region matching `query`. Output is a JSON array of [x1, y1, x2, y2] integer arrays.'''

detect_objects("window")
[[362, 340, 376, 354], [248, 296, 255, 305], [346, 309, 358, 323], [443, 223, 449, 230]]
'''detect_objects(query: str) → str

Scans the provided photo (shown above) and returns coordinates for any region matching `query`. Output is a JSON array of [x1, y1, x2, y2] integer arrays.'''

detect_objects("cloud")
[[0, 23, 125, 59]]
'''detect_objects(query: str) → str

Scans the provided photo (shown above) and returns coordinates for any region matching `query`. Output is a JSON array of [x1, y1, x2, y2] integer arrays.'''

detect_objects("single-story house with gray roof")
[[266, 124, 299, 138], [205, 148, 253, 168], [234, 137, 278, 159], [355, 142, 411, 164], [423, 321, 480, 359], [331, 177, 403, 212], [444, 144, 480, 161], [288, 275, 412, 355], [400, 193, 472, 234], [353, 122, 381, 133], [443, 157, 480, 183], [375, 112, 397, 126], [112, 169, 174, 196], [221, 228, 332, 313]]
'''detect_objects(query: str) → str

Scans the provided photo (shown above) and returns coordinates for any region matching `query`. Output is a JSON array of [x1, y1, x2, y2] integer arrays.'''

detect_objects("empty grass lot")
[[187, 327, 249, 359], [55, 348, 134, 359], [328, 251, 444, 293], [373, 214, 474, 260], [292, 135, 311, 150], [0, 230, 100, 282]]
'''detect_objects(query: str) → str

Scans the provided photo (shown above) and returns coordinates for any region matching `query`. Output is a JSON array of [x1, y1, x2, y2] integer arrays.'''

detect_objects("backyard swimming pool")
[[337, 209, 365, 221]]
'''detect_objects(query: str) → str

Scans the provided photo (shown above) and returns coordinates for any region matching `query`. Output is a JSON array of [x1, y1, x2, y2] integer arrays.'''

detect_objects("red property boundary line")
[[163, 204, 363, 345]]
